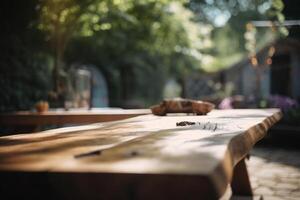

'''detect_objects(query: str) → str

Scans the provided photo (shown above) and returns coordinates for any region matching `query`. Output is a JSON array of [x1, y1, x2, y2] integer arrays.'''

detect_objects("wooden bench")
[[0, 109, 281, 199], [0, 108, 150, 133]]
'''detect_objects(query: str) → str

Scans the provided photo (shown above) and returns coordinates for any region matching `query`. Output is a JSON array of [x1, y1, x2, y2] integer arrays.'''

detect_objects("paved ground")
[[221, 134, 300, 200], [248, 146, 300, 200]]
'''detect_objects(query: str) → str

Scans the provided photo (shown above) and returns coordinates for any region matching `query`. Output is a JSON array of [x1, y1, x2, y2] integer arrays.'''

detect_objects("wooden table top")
[[0, 109, 282, 199], [0, 108, 151, 125]]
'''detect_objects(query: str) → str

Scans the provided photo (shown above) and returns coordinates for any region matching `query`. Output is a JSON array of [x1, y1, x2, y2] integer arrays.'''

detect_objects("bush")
[[0, 38, 52, 112]]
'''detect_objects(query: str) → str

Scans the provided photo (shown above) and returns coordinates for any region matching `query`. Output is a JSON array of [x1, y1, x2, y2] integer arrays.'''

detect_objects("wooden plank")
[[0, 109, 282, 200], [0, 108, 150, 126]]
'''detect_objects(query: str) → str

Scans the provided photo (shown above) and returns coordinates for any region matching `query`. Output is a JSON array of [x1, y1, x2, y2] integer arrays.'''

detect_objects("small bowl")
[[35, 101, 49, 113]]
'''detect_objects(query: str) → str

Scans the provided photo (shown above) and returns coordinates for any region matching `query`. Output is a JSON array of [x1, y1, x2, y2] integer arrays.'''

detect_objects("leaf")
[[271, 0, 284, 12]]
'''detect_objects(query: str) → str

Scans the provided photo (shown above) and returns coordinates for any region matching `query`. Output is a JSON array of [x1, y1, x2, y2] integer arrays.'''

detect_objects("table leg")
[[231, 158, 253, 196]]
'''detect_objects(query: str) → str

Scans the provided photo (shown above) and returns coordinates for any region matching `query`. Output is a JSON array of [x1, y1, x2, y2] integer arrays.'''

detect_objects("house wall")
[[241, 64, 256, 96], [225, 66, 243, 95], [261, 68, 270, 98], [237, 64, 270, 98], [224, 58, 271, 98]]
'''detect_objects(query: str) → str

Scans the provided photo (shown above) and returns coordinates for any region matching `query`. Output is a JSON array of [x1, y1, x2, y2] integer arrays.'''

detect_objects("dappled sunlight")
[[1, 0, 300, 199], [0, 0, 294, 113]]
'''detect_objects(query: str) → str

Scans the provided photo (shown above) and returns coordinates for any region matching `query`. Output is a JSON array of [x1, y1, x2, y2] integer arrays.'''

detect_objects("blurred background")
[[0, 1, 300, 199], [0, 0, 299, 112]]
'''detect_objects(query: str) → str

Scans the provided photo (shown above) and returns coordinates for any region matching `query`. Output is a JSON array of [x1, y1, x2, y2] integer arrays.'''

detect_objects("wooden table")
[[0, 109, 281, 200], [0, 108, 150, 133]]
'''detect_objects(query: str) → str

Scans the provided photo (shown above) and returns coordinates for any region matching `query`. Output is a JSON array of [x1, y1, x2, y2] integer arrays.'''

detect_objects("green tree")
[[187, 0, 286, 71], [63, 0, 211, 106], [37, 0, 100, 95], [0, 0, 52, 112]]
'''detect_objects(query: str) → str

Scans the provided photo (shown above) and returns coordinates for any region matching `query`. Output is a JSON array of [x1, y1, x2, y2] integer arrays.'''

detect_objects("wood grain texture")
[[0, 109, 282, 200], [0, 108, 151, 126]]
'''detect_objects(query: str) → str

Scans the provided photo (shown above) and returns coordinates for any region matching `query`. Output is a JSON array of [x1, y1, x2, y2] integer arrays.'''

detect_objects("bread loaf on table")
[[150, 98, 215, 116]]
